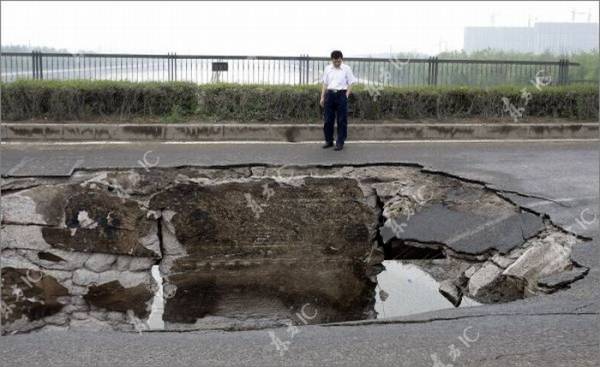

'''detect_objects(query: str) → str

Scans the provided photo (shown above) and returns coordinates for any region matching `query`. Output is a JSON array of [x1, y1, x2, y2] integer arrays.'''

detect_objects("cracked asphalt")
[[1, 141, 598, 366]]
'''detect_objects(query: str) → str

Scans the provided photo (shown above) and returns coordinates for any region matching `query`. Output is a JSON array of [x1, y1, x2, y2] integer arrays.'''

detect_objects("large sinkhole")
[[0, 165, 589, 334]]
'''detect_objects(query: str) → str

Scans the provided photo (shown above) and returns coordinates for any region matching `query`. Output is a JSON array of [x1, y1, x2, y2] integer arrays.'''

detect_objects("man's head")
[[330, 50, 343, 68]]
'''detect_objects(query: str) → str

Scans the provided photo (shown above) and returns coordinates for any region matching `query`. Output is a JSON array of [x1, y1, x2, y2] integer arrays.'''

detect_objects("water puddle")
[[147, 265, 165, 330], [146, 261, 480, 328], [375, 260, 480, 318]]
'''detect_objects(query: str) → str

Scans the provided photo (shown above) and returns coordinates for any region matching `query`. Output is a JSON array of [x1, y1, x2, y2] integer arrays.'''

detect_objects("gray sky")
[[2, 1, 599, 56]]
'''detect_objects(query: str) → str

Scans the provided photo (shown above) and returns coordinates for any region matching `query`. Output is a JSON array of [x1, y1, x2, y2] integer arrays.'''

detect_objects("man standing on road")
[[320, 50, 358, 151]]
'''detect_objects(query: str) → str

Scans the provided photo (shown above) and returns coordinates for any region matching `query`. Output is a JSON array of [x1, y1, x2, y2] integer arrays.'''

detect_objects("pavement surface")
[[0, 140, 598, 366]]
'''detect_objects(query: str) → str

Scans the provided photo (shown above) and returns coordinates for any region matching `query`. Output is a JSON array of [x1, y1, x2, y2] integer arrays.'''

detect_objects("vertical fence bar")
[[31, 52, 37, 79], [433, 57, 438, 86], [167, 53, 171, 81], [174, 53, 177, 81], [305, 55, 309, 84], [427, 57, 432, 85], [558, 58, 569, 85], [298, 55, 302, 85]]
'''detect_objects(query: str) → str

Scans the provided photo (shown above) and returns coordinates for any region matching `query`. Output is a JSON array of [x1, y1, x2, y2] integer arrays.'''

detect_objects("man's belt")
[[327, 88, 347, 93]]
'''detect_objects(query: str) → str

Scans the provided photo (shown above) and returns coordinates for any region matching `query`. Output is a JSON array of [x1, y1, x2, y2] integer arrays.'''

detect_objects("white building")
[[464, 22, 599, 54]]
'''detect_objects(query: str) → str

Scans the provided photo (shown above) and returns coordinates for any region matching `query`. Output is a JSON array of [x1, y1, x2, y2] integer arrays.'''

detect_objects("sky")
[[1, 1, 599, 56]]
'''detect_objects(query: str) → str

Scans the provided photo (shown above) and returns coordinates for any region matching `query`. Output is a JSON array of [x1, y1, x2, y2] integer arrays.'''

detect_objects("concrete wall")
[[2, 123, 598, 142]]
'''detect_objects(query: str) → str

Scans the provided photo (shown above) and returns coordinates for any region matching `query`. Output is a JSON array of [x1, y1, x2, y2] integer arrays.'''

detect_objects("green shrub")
[[1, 80, 597, 121], [0, 80, 198, 120]]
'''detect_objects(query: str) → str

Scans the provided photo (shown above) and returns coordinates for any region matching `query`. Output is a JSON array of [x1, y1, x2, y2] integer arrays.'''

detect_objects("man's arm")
[[346, 66, 357, 97], [320, 67, 329, 107]]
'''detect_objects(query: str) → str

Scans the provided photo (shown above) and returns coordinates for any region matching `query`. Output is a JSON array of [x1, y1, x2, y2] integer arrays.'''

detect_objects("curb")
[[1, 123, 598, 142]]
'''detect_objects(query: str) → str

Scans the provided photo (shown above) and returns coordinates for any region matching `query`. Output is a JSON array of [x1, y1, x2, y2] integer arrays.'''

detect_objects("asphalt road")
[[1, 140, 598, 366]]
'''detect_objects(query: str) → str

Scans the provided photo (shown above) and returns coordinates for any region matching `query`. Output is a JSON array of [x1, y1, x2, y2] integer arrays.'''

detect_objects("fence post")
[[31, 51, 44, 80], [557, 59, 569, 85], [170, 53, 176, 81], [298, 54, 303, 85], [426, 57, 429, 85], [32, 51, 37, 80], [39, 52, 43, 80], [306, 54, 310, 84], [168, 53, 177, 82], [429, 57, 438, 86], [557, 59, 563, 85], [32, 51, 43, 80], [434, 57, 439, 85], [169, 53, 173, 82], [427, 57, 438, 86]]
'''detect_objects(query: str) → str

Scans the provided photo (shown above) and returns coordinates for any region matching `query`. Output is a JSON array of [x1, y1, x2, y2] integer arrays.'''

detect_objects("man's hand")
[[320, 96, 325, 108]]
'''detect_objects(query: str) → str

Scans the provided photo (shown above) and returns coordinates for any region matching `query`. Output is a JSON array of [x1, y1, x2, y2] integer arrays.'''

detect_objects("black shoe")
[[322, 142, 334, 149], [334, 144, 344, 151]]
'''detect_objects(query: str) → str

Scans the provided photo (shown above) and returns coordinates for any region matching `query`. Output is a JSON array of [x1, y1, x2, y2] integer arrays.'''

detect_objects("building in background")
[[464, 22, 599, 54]]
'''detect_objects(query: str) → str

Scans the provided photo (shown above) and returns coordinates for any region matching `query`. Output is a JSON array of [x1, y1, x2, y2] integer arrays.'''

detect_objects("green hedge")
[[0, 80, 198, 121], [1, 80, 597, 121]]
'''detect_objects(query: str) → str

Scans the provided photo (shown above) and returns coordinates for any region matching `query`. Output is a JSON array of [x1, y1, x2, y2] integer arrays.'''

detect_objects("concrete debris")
[[438, 279, 463, 307]]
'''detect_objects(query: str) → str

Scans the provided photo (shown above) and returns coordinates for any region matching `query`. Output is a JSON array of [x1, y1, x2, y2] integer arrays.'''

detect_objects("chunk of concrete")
[[468, 262, 503, 297], [491, 253, 515, 268], [467, 262, 525, 303], [72, 269, 152, 288], [20, 249, 88, 271], [115, 256, 132, 271], [439, 279, 463, 307], [1, 193, 47, 225], [128, 257, 156, 272], [1, 225, 51, 251], [1, 185, 69, 226], [503, 242, 572, 281], [84, 254, 117, 273], [464, 264, 480, 278]]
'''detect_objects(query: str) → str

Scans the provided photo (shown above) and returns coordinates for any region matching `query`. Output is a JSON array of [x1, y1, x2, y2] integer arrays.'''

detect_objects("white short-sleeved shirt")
[[322, 63, 358, 90]]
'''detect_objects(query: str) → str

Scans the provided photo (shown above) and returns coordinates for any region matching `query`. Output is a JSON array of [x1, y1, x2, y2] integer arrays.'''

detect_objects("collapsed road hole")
[[0, 164, 590, 334]]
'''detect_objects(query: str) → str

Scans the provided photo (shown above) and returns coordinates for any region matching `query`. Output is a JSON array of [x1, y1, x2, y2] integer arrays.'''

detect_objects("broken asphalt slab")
[[380, 203, 544, 254]]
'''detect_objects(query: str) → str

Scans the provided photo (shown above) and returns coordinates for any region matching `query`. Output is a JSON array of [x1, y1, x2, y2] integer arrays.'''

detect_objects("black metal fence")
[[0, 51, 580, 87]]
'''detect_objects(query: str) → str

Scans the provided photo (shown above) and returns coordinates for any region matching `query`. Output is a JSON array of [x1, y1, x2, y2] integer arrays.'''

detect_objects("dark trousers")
[[323, 90, 348, 146]]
